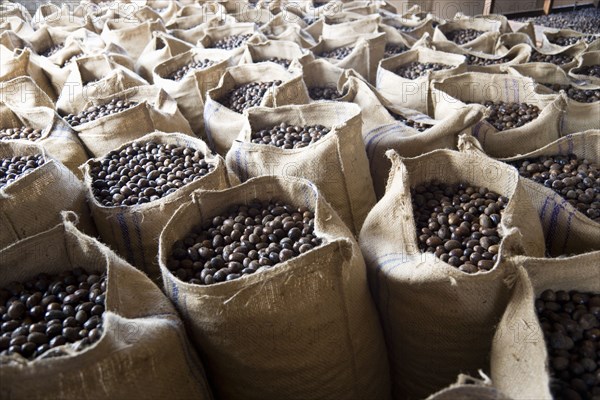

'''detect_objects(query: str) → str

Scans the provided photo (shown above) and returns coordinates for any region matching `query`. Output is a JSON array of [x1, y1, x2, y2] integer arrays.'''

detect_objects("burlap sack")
[[569, 51, 600, 86], [0, 141, 94, 248], [82, 131, 230, 279], [0, 76, 54, 108], [204, 63, 310, 155], [230, 7, 275, 26], [359, 148, 545, 399], [197, 22, 266, 52], [136, 0, 180, 23], [153, 49, 229, 137], [491, 253, 600, 400], [525, 41, 587, 72], [541, 29, 597, 52], [431, 72, 567, 158], [260, 14, 317, 49], [100, 19, 166, 59], [300, 57, 347, 96], [56, 55, 148, 115], [158, 175, 391, 400], [0, 103, 88, 177], [135, 31, 193, 82], [365, 105, 483, 198], [380, 15, 437, 47], [321, 13, 380, 38], [431, 41, 530, 73], [310, 31, 386, 83], [26, 25, 71, 56], [506, 63, 600, 134], [0, 213, 214, 400], [225, 102, 375, 235], [495, 31, 537, 53], [0, 30, 31, 52], [376, 47, 467, 114], [238, 40, 315, 71], [0, 47, 56, 101], [433, 19, 501, 53], [495, 131, 600, 256], [70, 85, 193, 157], [31, 3, 97, 33], [166, 3, 228, 31], [0, 2, 32, 24], [48, 41, 135, 99]]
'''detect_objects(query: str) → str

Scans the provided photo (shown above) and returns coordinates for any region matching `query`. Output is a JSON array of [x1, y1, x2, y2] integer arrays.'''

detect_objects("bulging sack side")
[[359, 148, 545, 399], [158, 176, 391, 400], [0, 141, 94, 249], [82, 131, 230, 280], [0, 213, 214, 400], [225, 102, 376, 235]]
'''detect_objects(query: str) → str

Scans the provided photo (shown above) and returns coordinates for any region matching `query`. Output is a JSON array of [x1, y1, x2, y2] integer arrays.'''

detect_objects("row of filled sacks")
[[3, 147, 595, 399], [1, 176, 512, 400], [1, 73, 596, 257]]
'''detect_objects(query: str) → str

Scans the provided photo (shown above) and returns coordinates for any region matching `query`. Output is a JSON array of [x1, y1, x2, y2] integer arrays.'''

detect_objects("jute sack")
[[495, 31, 537, 53], [0, 213, 214, 400], [0, 142, 94, 249], [0, 2, 32, 24], [0, 47, 56, 101], [260, 14, 317, 49], [494, 131, 600, 256], [158, 175, 391, 400], [0, 76, 54, 108], [101, 20, 166, 59], [26, 25, 71, 55], [431, 41, 530, 73], [526, 41, 587, 72], [321, 13, 380, 38], [165, 3, 228, 31], [225, 102, 375, 235], [204, 63, 309, 155], [153, 49, 229, 137], [365, 105, 483, 198], [0, 30, 31, 52], [541, 29, 597, 52], [431, 72, 568, 158], [380, 16, 438, 47], [506, 63, 600, 134], [490, 253, 600, 400], [134, 0, 180, 23], [69, 85, 193, 157], [0, 103, 89, 178], [376, 47, 467, 114], [569, 51, 600, 86], [31, 3, 97, 33], [311, 31, 386, 83], [56, 55, 148, 115], [359, 148, 545, 399], [50, 41, 135, 99], [135, 31, 193, 83], [453, 13, 512, 33], [230, 7, 275, 26], [197, 22, 266, 53], [82, 132, 230, 279], [432, 19, 501, 53], [238, 40, 315, 71], [300, 57, 347, 96], [0, 17, 34, 40]]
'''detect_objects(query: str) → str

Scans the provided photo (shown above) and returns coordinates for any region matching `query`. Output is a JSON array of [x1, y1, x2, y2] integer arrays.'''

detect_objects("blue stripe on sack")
[[365, 124, 397, 154], [366, 125, 398, 166], [234, 144, 245, 181], [540, 196, 551, 220], [547, 203, 562, 248], [116, 212, 135, 264], [513, 79, 520, 102], [131, 212, 146, 268], [567, 134, 574, 155], [473, 121, 481, 139], [561, 210, 575, 255], [243, 144, 249, 182], [171, 277, 179, 306]]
